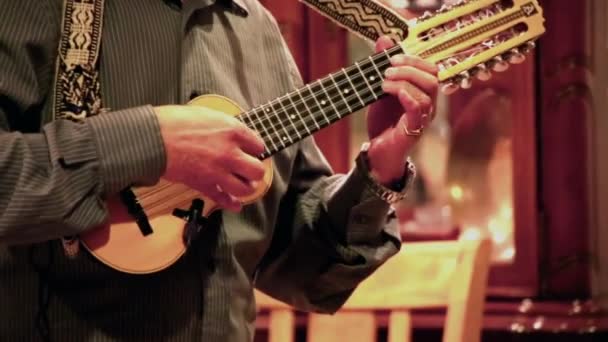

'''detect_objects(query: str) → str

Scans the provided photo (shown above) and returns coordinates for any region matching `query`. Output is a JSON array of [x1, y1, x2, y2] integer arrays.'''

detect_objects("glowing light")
[[488, 218, 508, 244], [450, 185, 464, 201], [460, 227, 482, 241], [500, 205, 513, 219], [499, 247, 515, 260]]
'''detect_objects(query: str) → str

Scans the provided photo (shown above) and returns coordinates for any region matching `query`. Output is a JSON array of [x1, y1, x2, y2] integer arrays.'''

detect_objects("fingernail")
[[384, 68, 396, 78], [389, 55, 404, 65]]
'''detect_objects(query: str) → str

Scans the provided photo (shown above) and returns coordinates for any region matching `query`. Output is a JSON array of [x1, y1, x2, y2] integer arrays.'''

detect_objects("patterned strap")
[[299, 0, 410, 43], [52, 0, 105, 122], [52, 0, 106, 257]]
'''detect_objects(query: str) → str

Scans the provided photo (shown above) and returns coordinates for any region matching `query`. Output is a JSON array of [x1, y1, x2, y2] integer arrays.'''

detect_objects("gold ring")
[[401, 118, 424, 137]]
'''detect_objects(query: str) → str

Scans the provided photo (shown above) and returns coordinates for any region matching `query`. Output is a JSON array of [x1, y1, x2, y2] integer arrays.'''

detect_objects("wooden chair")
[[255, 290, 296, 342], [255, 238, 492, 342], [308, 238, 492, 342]]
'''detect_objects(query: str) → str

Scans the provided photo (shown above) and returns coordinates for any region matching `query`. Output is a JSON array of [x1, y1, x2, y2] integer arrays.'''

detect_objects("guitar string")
[[237, 5, 521, 130], [244, 62, 388, 154], [254, 80, 386, 157], [240, 47, 410, 154], [240, 45, 401, 125], [238, 0, 516, 131], [238, 15, 491, 131], [232, 8, 525, 154], [142, 7, 516, 207], [243, 23, 525, 150], [238, 48, 398, 146]]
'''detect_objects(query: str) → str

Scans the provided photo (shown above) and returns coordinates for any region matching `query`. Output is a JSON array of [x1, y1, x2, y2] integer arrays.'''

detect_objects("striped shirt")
[[0, 0, 403, 340]]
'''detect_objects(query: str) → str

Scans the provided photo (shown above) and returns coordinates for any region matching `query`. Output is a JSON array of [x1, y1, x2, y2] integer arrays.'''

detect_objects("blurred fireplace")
[[259, 0, 607, 336]]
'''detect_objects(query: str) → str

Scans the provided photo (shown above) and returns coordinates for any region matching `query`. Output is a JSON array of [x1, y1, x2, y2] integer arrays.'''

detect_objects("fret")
[[307, 83, 331, 127], [343, 64, 377, 108], [318, 79, 342, 121], [382, 49, 393, 63], [343, 67, 366, 107], [286, 91, 312, 136], [273, 100, 295, 146], [243, 108, 278, 153], [355, 61, 378, 101], [368, 55, 384, 80], [277, 96, 302, 140], [247, 46, 407, 159], [329, 73, 353, 114], [324, 75, 350, 117], [267, 101, 292, 147], [237, 110, 276, 154], [296, 87, 320, 131], [258, 104, 283, 152]]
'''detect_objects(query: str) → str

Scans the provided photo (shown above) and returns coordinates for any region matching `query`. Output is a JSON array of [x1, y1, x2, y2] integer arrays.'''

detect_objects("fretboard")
[[238, 44, 404, 160]]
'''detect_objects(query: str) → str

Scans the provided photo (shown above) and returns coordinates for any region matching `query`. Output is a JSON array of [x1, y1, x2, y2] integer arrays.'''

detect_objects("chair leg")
[[308, 312, 376, 342], [269, 309, 295, 342], [388, 311, 411, 342]]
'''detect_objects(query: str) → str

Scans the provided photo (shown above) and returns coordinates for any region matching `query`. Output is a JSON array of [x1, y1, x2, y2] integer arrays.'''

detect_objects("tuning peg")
[[489, 56, 509, 72], [520, 41, 536, 54], [460, 76, 473, 89], [441, 81, 460, 95], [507, 49, 526, 64], [420, 11, 434, 20], [473, 64, 492, 81], [455, 72, 473, 89], [438, 4, 453, 12]]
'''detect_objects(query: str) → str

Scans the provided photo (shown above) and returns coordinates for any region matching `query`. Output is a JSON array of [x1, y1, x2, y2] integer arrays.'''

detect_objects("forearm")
[[0, 106, 166, 245], [254, 140, 404, 313]]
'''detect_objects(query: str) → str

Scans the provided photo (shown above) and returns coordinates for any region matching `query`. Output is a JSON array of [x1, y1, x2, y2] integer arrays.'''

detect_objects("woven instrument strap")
[[53, 0, 106, 257], [299, 0, 410, 43]]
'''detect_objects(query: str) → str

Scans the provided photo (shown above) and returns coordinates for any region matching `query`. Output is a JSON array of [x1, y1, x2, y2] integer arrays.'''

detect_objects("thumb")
[[375, 35, 396, 53]]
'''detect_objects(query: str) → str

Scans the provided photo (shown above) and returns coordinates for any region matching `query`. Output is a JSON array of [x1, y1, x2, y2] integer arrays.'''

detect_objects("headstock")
[[401, 0, 546, 93]]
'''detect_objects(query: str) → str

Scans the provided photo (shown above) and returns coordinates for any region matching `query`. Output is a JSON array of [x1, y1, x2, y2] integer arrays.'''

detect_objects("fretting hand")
[[366, 36, 440, 186]]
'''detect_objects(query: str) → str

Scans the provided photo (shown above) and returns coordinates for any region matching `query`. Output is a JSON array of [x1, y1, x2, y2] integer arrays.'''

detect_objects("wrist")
[[356, 142, 416, 204], [366, 141, 409, 187]]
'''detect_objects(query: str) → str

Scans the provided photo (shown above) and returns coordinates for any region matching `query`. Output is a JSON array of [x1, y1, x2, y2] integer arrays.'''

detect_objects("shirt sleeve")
[[254, 137, 404, 313], [253, 28, 406, 313], [0, 0, 167, 245]]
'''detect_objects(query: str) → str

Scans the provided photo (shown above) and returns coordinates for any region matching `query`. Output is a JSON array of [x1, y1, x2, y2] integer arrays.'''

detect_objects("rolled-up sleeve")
[[0, 0, 167, 245], [254, 136, 404, 313]]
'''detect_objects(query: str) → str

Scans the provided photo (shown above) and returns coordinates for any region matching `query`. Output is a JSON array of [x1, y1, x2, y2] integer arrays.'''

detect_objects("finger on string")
[[382, 80, 432, 117], [384, 66, 439, 97], [218, 173, 256, 197], [228, 153, 266, 182], [375, 35, 396, 53], [389, 54, 439, 75], [207, 185, 242, 212]]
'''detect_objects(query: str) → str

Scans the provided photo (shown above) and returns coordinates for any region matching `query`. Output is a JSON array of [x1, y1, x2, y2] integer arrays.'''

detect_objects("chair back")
[[308, 238, 493, 342], [256, 238, 493, 342]]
